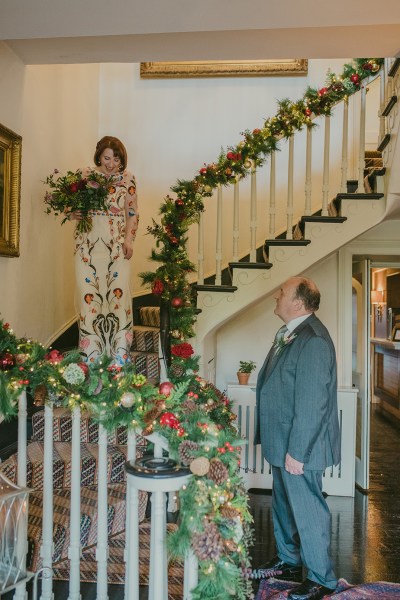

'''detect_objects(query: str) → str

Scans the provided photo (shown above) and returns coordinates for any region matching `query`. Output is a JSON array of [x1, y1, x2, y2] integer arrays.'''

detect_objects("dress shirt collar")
[[286, 313, 312, 334]]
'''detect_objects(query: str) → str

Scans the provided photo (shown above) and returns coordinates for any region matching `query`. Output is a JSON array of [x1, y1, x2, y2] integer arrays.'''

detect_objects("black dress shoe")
[[248, 555, 302, 582], [288, 578, 335, 600]]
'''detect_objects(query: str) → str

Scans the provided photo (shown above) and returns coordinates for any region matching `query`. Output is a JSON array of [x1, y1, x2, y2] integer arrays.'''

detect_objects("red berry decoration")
[[305, 108, 312, 117], [0, 352, 15, 371], [171, 297, 183, 308], [159, 412, 179, 428], [169, 236, 179, 246], [175, 198, 185, 209], [159, 381, 175, 397], [350, 73, 360, 84], [318, 87, 328, 97], [199, 167, 207, 175], [151, 279, 164, 296], [226, 151, 235, 160], [253, 128, 261, 135]]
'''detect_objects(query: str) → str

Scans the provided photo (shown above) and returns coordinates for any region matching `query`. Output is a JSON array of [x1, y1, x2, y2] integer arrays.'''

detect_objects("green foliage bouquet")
[[44, 168, 112, 233]]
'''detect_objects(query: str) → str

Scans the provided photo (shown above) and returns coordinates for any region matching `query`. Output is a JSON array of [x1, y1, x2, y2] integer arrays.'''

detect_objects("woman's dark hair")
[[295, 278, 320, 312], [94, 136, 127, 171]]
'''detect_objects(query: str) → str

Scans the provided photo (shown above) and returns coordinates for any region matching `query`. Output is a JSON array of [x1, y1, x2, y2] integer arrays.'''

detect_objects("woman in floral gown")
[[72, 136, 138, 364]]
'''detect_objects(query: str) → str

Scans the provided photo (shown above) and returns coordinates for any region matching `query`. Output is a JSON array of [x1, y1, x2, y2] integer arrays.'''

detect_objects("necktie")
[[273, 325, 288, 354]]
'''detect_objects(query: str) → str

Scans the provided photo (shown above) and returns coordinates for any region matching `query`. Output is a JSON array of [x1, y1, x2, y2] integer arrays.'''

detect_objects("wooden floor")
[[9, 405, 400, 599]]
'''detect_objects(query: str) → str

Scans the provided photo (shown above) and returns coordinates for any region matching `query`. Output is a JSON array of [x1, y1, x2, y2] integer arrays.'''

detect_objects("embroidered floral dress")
[[74, 168, 138, 364]]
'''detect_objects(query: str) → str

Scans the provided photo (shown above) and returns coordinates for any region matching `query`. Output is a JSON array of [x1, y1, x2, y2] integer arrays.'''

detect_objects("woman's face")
[[98, 147, 121, 175]]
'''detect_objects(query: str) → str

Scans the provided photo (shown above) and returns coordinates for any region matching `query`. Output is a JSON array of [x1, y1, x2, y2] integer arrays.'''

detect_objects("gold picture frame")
[[140, 59, 308, 79], [0, 123, 22, 257]]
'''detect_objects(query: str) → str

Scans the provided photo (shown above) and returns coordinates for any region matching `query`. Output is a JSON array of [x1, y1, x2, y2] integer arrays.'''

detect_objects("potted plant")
[[237, 360, 256, 385]]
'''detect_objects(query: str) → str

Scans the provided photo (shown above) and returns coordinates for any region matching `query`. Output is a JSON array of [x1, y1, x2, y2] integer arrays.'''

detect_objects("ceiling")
[[1, 0, 400, 65]]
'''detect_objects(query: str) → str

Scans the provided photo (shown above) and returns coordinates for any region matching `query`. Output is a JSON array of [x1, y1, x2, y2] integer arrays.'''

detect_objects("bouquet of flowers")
[[44, 168, 112, 233]]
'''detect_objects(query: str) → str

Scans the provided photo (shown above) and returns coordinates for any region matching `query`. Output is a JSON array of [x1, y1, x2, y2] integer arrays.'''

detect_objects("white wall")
[[0, 52, 376, 345], [215, 253, 339, 390]]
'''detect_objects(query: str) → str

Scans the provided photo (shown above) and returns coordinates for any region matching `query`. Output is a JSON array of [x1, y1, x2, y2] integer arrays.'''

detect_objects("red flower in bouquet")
[[44, 168, 113, 233], [171, 342, 194, 359]]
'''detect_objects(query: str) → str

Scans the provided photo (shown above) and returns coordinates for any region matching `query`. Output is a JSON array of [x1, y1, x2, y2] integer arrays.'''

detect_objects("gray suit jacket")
[[255, 313, 341, 470]]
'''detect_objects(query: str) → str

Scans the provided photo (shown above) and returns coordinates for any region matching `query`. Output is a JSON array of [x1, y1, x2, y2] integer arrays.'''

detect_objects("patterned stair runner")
[[131, 306, 161, 383]]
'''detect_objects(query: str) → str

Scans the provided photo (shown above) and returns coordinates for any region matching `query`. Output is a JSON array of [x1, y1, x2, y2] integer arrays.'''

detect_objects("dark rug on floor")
[[52, 521, 183, 600], [256, 578, 400, 599]]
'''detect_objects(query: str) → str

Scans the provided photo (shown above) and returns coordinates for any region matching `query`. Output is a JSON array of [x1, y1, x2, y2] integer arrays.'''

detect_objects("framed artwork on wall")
[[0, 123, 22, 258], [140, 59, 308, 79]]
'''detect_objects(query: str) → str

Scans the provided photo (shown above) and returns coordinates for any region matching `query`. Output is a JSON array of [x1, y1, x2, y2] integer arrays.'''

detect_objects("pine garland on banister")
[[139, 57, 383, 342], [0, 319, 253, 600]]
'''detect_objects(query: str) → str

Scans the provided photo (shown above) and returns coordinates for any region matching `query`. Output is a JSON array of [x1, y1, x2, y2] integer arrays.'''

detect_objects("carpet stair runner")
[[131, 306, 161, 384], [0, 408, 148, 574], [52, 522, 184, 599]]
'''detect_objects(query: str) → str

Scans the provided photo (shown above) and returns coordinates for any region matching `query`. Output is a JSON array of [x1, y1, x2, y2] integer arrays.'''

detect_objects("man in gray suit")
[[255, 276, 340, 600]]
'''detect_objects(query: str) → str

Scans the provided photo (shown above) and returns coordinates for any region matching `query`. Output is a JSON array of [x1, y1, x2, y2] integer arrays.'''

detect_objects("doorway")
[[352, 260, 400, 491]]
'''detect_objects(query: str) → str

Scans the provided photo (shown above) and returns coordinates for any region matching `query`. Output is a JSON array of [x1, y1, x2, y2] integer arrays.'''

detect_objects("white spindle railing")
[[193, 66, 391, 284], [68, 405, 81, 600], [197, 212, 204, 285], [40, 403, 54, 600], [286, 136, 294, 238], [304, 126, 312, 215], [250, 162, 257, 261], [13, 392, 28, 600], [356, 86, 367, 193]]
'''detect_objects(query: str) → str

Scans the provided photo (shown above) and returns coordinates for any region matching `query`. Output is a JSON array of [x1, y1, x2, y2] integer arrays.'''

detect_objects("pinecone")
[[208, 458, 229, 485], [220, 505, 241, 519], [34, 384, 48, 406], [192, 519, 224, 562], [178, 440, 200, 466], [182, 397, 197, 414], [143, 401, 165, 425], [169, 362, 186, 378]]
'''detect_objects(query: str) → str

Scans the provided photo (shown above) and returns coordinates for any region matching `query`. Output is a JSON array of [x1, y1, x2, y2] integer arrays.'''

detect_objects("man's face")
[[273, 278, 303, 323]]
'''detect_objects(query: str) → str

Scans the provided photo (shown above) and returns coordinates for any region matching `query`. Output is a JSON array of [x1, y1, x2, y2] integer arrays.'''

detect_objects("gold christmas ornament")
[[190, 456, 210, 476]]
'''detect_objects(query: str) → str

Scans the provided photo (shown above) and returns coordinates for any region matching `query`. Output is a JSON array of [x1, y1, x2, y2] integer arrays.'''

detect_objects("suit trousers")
[[271, 466, 337, 589]]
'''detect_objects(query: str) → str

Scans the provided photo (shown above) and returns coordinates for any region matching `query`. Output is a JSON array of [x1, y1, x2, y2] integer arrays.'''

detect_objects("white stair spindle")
[[124, 430, 138, 600], [96, 423, 109, 600], [197, 212, 204, 285], [356, 86, 367, 193], [379, 67, 386, 142], [13, 392, 29, 600], [322, 116, 331, 215], [250, 162, 257, 262], [232, 179, 240, 262], [340, 100, 349, 193], [40, 402, 54, 600], [68, 405, 81, 600], [286, 136, 294, 239], [215, 185, 222, 285], [184, 550, 198, 600], [268, 151, 276, 238], [304, 127, 312, 215]]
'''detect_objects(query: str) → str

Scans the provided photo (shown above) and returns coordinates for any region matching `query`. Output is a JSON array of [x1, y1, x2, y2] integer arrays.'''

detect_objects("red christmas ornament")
[[171, 297, 183, 308], [169, 236, 179, 247], [362, 62, 373, 71], [159, 412, 179, 428], [175, 198, 185, 209], [253, 128, 261, 135], [159, 381, 175, 397], [226, 151, 236, 160], [199, 167, 208, 175], [0, 352, 15, 371], [78, 362, 89, 377], [318, 87, 328, 97], [350, 73, 360, 84], [305, 108, 312, 117]]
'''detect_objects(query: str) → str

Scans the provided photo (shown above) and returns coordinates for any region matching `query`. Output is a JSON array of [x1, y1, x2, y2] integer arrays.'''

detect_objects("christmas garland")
[[139, 58, 384, 342], [0, 319, 253, 600]]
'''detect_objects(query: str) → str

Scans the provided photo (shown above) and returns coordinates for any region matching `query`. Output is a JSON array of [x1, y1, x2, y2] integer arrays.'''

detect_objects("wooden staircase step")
[[139, 306, 160, 328], [195, 284, 238, 293], [132, 325, 159, 353], [229, 261, 272, 270], [130, 350, 160, 382]]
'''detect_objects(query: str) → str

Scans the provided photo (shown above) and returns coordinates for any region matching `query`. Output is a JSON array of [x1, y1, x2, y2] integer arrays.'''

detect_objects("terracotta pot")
[[237, 372, 250, 385]]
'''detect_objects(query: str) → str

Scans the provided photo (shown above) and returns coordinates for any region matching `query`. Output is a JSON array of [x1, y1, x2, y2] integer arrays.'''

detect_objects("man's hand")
[[285, 453, 304, 475]]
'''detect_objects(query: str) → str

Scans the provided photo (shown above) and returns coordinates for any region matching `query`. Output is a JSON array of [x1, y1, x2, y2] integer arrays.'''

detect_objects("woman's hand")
[[69, 210, 83, 221], [122, 240, 133, 260]]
